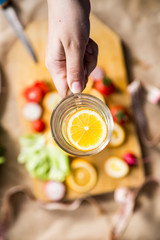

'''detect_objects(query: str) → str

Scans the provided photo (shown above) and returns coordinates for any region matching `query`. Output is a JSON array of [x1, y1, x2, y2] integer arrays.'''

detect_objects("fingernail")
[[86, 44, 93, 54], [71, 81, 83, 93]]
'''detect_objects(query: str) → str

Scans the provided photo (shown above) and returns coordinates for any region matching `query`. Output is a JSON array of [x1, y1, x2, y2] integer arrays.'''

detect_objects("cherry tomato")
[[32, 120, 45, 132], [24, 86, 43, 103], [34, 81, 50, 96], [110, 105, 129, 125], [94, 77, 115, 95]]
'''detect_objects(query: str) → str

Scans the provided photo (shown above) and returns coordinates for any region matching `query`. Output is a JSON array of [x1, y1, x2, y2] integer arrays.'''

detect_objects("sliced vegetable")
[[32, 119, 45, 132], [90, 67, 105, 81], [94, 77, 115, 95], [18, 134, 70, 182], [110, 105, 129, 125], [19, 133, 45, 150], [109, 123, 125, 147], [18, 134, 46, 163], [66, 159, 97, 193], [45, 181, 66, 201], [88, 89, 105, 103], [43, 91, 61, 112], [104, 157, 129, 178], [34, 81, 51, 96], [123, 152, 137, 166], [22, 103, 42, 121], [24, 86, 43, 103]]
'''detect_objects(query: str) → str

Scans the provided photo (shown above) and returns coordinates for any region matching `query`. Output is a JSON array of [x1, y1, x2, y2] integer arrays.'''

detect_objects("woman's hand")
[[46, 0, 98, 98]]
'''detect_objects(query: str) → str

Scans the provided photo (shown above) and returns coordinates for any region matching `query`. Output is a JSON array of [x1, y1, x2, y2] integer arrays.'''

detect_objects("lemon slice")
[[109, 123, 125, 147], [66, 109, 108, 151], [66, 159, 97, 193], [104, 157, 129, 178], [43, 91, 61, 112], [88, 89, 105, 103]]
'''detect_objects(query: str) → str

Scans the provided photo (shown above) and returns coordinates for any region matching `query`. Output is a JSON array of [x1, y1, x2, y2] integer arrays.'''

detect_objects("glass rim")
[[50, 93, 113, 156]]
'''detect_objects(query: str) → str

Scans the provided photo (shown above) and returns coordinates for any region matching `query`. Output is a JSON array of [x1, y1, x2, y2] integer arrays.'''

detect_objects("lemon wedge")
[[109, 122, 125, 147], [66, 109, 108, 151], [104, 157, 129, 178], [88, 89, 105, 103], [43, 91, 61, 112], [66, 159, 97, 193]]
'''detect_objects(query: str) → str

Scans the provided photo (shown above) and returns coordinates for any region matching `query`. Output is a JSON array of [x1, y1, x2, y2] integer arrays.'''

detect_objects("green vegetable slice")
[[18, 134, 70, 182]]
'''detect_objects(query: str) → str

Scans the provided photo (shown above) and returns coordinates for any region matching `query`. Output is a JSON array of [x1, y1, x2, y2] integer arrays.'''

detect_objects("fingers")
[[46, 38, 98, 98], [45, 40, 69, 98], [64, 42, 86, 94], [85, 39, 98, 77]]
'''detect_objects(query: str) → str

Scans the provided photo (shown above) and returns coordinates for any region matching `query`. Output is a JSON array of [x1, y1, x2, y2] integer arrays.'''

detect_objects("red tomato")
[[32, 120, 45, 132], [110, 106, 129, 125], [94, 77, 115, 95], [24, 86, 43, 103], [34, 81, 50, 96]]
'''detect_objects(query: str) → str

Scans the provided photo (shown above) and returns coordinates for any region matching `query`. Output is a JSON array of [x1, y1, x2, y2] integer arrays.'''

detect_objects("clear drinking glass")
[[50, 93, 113, 156]]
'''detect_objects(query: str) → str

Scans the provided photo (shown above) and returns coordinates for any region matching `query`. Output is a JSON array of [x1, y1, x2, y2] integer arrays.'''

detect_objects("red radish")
[[32, 120, 45, 132], [123, 152, 137, 166], [110, 105, 129, 125], [34, 81, 50, 96], [94, 77, 115, 95], [45, 181, 66, 201], [90, 67, 105, 81], [24, 86, 43, 103], [22, 103, 42, 121]]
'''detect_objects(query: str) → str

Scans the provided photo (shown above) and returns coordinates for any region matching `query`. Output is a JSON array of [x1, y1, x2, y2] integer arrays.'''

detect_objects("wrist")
[[47, 0, 90, 13]]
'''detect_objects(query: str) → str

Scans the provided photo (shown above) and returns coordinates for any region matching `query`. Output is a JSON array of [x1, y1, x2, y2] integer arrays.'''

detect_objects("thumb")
[[65, 44, 86, 94]]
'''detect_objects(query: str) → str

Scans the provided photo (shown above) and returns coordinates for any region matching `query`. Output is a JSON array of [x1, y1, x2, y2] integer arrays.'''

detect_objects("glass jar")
[[50, 93, 113, 156]]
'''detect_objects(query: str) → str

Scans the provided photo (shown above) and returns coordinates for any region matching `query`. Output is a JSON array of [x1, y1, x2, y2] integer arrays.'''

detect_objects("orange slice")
[[88, 89, 105, 103], [109, 123, 125, 147], [66, 159, 97, 193], [66, 109, 108, 151], [104, 157, 129, 178], [43, 91, 61, 112]]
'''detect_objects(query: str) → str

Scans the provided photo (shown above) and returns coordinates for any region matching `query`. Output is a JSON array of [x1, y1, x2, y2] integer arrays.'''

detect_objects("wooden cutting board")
[[6, 14, 145, 201]]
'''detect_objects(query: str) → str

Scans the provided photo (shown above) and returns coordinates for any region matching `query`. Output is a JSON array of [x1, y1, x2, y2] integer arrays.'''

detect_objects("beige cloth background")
[[0, 0, 160, 239]]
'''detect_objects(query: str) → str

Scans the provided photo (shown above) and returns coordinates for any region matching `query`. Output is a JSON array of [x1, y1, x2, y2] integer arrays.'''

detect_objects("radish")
[[45, 181, 66, 201], [22, 103, 42, 121], [123, 152, 137, 166], [90, 67, 105, 81]]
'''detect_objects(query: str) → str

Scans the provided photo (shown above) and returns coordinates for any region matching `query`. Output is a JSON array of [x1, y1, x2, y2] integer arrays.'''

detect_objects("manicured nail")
[[86, 44, 93, 54], [71, 81, 83, 93]]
